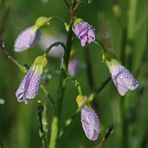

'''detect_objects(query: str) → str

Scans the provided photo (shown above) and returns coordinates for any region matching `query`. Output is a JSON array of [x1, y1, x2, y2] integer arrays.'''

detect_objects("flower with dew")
[[16, 54, 48, 104], [104, 55, 138, 96], [81, 106, 100, 141], [72, 18, 95, 47], [76, 95, 100, 141], [14, 17, 51, 52]]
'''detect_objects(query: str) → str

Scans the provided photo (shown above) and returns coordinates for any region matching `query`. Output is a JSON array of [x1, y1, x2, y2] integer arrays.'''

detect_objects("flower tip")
[[14, 27, 40, 52], [34, 16, 52, 28]]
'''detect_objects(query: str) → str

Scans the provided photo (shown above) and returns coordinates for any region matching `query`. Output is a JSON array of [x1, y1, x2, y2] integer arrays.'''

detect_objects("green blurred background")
[[0, 0, 148, 147]]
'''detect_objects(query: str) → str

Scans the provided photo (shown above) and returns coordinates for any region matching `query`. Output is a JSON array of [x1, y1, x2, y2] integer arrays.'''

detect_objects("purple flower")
[[73, 21, 95, 47], [68, 58, 79, 77], [81, 106, 100, 141], [16, 55, 48, 104], [109, 63, 138, 96], [14, 27, 40, 52], [16, 69, 41, 104]]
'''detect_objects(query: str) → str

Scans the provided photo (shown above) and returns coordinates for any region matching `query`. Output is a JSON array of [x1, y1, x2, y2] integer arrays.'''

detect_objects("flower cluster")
[[13, 14, 139, 144]]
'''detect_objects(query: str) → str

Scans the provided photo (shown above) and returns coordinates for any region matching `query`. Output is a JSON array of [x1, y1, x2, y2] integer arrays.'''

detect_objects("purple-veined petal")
[[16, 69, 41, 104], [110, 64, 138, 96], [73, 21, 95, 47]]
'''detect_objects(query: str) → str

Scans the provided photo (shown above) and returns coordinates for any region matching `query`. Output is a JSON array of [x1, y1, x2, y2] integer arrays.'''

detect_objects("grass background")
[[0, 0, 148, 147]]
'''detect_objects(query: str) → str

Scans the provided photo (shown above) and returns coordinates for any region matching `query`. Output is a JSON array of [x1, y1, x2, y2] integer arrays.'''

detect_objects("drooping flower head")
[[76, 95, 100, 141], [14, 17, 51, 52], [81, 106, 100, 141], [103, 53, 138, 96], [16, 54, 48, 104], [72, 18, 95, 47]]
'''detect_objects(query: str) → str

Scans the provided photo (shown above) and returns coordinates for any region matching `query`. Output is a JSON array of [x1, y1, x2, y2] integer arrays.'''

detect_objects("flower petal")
[[81, 106, 100, 141], [14, 27, 40, 52]]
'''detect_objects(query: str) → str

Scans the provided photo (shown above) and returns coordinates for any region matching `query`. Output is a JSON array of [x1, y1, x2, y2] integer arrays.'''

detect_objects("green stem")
[[95, 39, 108, 52], [98, 125, 114, 148], [45, 41, 66, 54], [49, 117, 58, 148], [0, 40, 27, 73], [37, 101, 48, 148], [88, 77, 111, 102], [49, 1, 76, 147], [83, 47, 95, 91]]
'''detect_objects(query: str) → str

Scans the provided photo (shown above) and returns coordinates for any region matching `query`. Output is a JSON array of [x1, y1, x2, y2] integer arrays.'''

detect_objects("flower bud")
[[105, 58, 138, 96], [16, 54, 48, 104], [14, 16, 51, 52], [14, 26, 40, 52], [73, 18, 95, 47], [81, 106, 100, 141]]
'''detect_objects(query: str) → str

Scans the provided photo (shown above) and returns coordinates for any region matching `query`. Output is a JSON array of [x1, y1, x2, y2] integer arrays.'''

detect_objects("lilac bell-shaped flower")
[[76, 95, 100, 141], [81, 106, 100, 141], [73, 18, 95, 47], [14, 26, 40, 52], [16, 54, 48, 104], [14, 17, 51, 52], [105, 58, 138, 96]]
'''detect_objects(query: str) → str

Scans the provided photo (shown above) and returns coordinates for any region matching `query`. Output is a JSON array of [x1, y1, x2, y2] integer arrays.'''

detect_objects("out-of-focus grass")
[[0, 0, 148, 148]]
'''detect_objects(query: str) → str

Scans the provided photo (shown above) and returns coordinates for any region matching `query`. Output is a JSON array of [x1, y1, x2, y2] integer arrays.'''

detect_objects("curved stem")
[[89, 77, 111, 102], [95, 39, 108, 52], [45, 41, 66, 54]]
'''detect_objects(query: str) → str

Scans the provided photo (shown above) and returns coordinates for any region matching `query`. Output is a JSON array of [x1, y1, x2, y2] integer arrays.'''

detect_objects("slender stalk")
[[89, 77, 111, 102], [83, 46, 100, 111], [45, 41, 66, 54], [98, 125, 114, 148], [37, 101, 48, 148], [49, 117, 58, 148], [83, 47, 95, 91], [63, 0, 70, 9], [95, 77, 111, 94], [95, 39, 108, 52], [0, 41, 27, 72], [49, 1, 77, 147]]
